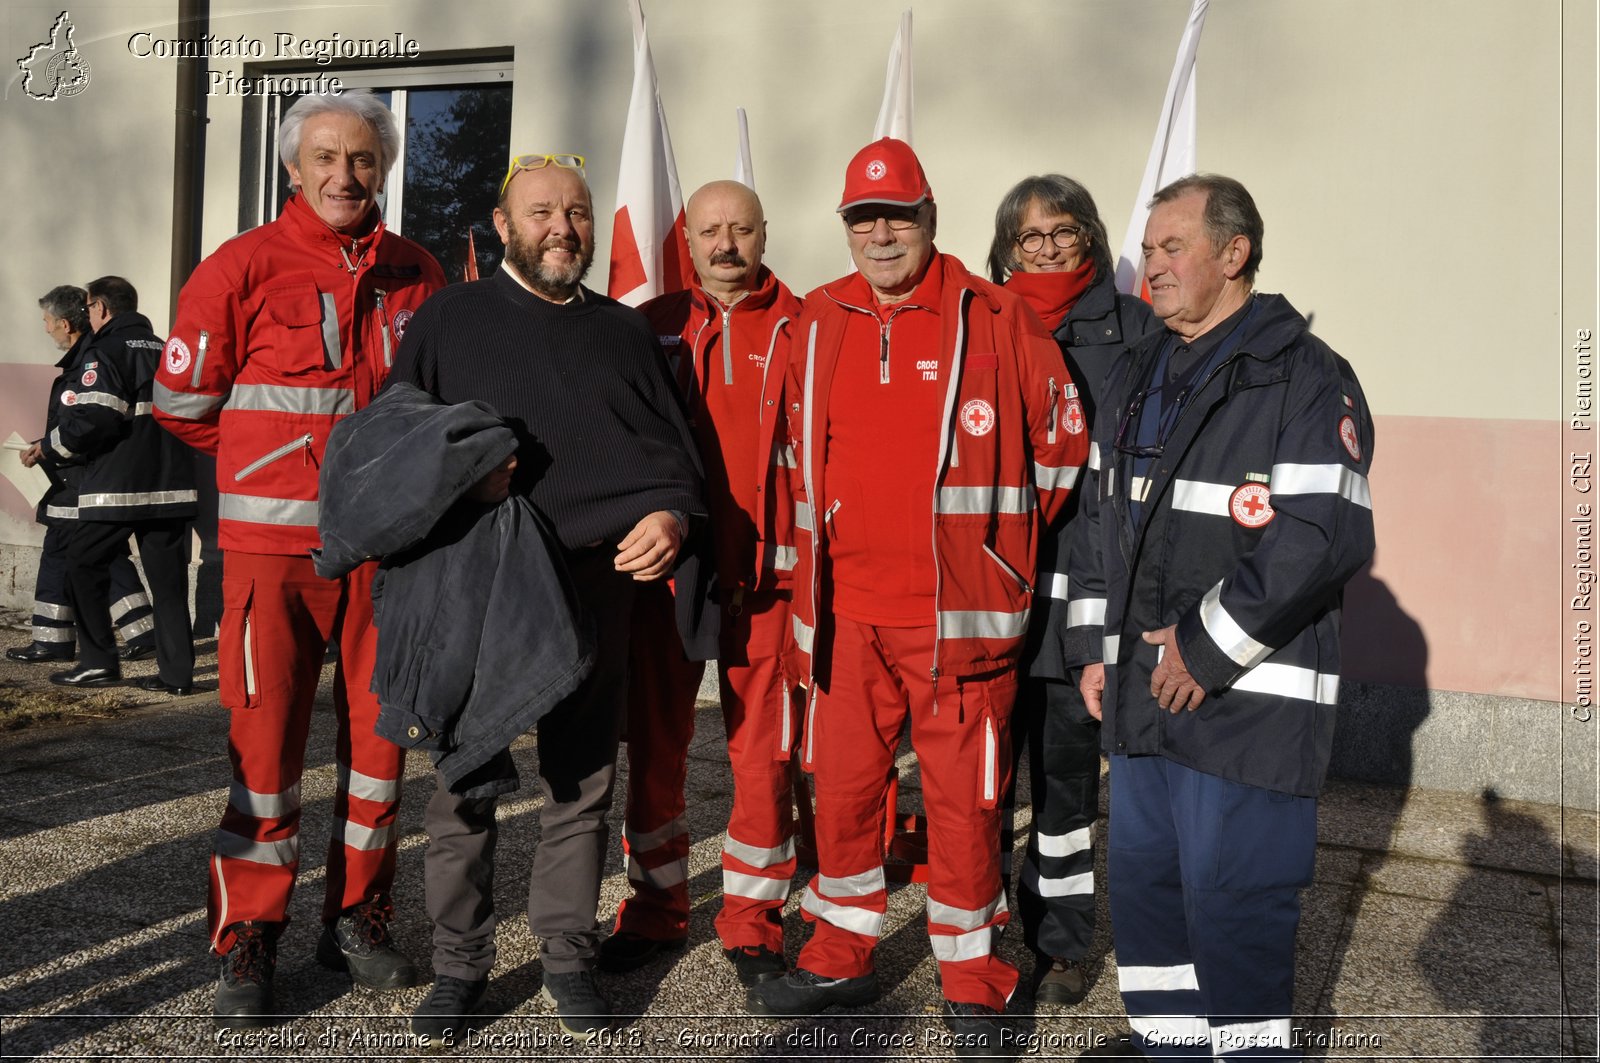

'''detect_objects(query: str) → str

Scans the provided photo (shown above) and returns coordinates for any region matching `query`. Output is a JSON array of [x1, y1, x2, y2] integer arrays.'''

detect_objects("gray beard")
[[506, 231, 591, 301]]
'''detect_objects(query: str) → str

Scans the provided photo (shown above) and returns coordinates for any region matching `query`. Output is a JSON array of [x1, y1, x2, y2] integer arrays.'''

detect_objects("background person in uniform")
[[10, 284, 157, 666], [37, 277, 195, 692], [1068, 174, 1375, 1060], [986, 174, 1155, 1006], [749, 138, 1086, 1058], [391, 153, 707, 1041], [154, 89, 445, 1027], [604, 180, 803, 988]]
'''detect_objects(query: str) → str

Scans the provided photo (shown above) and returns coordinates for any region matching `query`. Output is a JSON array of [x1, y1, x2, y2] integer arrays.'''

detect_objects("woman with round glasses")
[[987, 173, 1155, 1009]]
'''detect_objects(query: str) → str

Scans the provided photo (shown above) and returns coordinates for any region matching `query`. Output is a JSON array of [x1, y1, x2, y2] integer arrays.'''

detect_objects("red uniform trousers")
[[616, 584, 796, 951], [208, 552, 404, 954], [799, 617, 1020, 1011]]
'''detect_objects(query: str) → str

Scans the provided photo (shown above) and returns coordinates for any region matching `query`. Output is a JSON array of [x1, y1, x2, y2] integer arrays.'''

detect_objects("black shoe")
[[49, 665, 119, 687], [539, 969, 611, 1039], [597, 931, 686, 973], [132, 675, 194, 696], [316, 901, 419, 989], [214, 922, 276, 1029], [410, 974, 488, 1043], [746, 967, 880, 1016], [1033, 955, 1090, 1005], [7, 643, 72, 663], [724, 944, 786, 986], [943, 1000, 1012, 1060], [119, 642, 158, 662], [1078, 1033, 1143, 1058]]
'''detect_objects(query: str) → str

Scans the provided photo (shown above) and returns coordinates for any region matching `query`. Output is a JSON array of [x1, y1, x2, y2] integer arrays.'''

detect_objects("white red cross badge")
[[1229, 482, 1275, 529], [960, 398, 996, 436], [392, 308, 414, 341], [865, 159, 887, 181], [1338, 415, 1362, 462], [81, 369, 97, 387], [61, 390, 78, 406], [1062, 397, 1086, 435], [163, 337, 191, 376]]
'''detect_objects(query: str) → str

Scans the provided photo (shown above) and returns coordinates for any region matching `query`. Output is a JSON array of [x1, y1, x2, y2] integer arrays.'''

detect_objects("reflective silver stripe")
[[818, 867, 885, 898], [1271, 461, 1373, 509], [45, 504, 77, 519], [48, 426, 75, 460], [772, 545, 797, 572], [153, 380, 226, 420], [337, 821, 395, 851], [216, 829, 299, 866], [1213, 1019, 1293, 1053], [193, 330, 210, 387], [724, 834, 795, 869], [34, 601, 73, 621], [983, 717, 997, 802], [229, 779, 301, 819], [133, 402, 154, 417], [1171, 478, 1234, 517], [243, 615, 256, 697], [794, 500, 814, 533], [320, 293, 342, 368], [937, 610, 1028, 640], [118, 615, 155, 640], [793, 615, 815, 654], [34, 626, 74, 642], [227, 383, 354, 417], [1067, 597, 1106, 628], [935, 485, 1031, 515], [772, 443, 797, 469], [1199, 581, 1271, 668], [1132, 1016, 1211, 1048], [1087, 442, 1102, 472], [1037, 826, 1092, 858], [1021, 862, 1094, 897], [930, 926, 995, 963], [74, 392, 130, 415], [1229, 662, 1340, 705], [1103, 634, 1120, 662], [219, 493, 319, 527], [338, 762, 401, 805], [78, 490, 199, 508], [800, 885, 884, 938], [1129, 475, 1151, 502], [1034, 461, 1081, 492], [626, 814, 687, 853], [109, 593, 149, 619], [628, 854, 688, 889], [926, 889, 1004, 932], [1044, 571, 1070, 601], [723, 869, 791, 902], [1119, 963, 1200, 993]]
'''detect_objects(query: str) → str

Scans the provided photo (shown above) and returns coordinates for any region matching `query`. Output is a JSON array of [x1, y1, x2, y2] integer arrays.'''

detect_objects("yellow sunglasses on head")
[[498, 153, 586, 196]]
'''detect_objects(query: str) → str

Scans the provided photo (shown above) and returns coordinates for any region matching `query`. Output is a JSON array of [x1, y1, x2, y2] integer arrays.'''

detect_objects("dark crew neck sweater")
[[388, 267, 705, 550]]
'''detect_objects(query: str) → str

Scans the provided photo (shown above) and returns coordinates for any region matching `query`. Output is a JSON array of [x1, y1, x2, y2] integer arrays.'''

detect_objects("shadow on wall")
[[1332, 555, 1430, 788]]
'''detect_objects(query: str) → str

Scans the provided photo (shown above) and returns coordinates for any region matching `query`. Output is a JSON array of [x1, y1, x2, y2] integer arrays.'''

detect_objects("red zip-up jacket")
[[154, 194, 445, 555]]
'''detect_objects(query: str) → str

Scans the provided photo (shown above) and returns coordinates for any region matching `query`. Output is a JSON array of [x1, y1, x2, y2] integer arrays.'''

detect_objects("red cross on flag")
[[608, 0, 693, 307], [1115, 0, 1209, 299]]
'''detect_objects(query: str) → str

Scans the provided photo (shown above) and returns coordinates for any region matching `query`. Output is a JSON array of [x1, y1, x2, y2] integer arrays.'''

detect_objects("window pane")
[[401, 84, 511, 283]]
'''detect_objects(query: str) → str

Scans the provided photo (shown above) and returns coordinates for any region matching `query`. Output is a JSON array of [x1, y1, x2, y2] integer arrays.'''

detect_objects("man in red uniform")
[[747, 139, 1087, 1057], [153, 89, 445, 1027], [602, 181, 802, 987]]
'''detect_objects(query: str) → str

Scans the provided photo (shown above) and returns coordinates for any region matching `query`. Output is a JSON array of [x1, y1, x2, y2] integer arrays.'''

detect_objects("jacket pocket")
[[219, 575, 259, 709], [234, 433, 314, 482], [264, 283, 338, 372]]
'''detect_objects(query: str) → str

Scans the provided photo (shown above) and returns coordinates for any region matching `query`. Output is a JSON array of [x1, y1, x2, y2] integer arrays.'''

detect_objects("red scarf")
[[1005, 261, 1096, 332]]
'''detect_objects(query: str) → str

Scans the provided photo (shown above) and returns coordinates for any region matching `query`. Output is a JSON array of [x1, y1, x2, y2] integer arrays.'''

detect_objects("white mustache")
[[862, 244, 907, 261]]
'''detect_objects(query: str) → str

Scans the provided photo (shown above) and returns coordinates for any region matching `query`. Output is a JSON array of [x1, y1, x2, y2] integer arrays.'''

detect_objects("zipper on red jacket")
[[193, 330, 210, 387], [1047, 376, 1060, 445], [374, 289, 392, 367], [720, 303, 735, 385], [234, 432, 314, 481], [928, 289, 974, 705]]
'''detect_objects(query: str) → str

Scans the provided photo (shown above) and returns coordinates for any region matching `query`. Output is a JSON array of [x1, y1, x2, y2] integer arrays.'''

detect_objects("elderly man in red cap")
[[748, 138, 1087, 1056]]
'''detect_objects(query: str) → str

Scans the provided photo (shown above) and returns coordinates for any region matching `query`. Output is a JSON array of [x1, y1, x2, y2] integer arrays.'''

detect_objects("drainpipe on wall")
[[170, 0, 208, 307]]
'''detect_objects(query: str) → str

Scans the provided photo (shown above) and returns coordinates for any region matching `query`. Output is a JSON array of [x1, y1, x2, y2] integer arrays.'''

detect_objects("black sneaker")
[[213, 922, 276, 1029], [746, 967, 880, 1016], [411, 974, 488, 1043], [539, 969, 611, 1039], [597, 931, 686, 973], [724, 944, 786, 986], [1032, 955, 1089, 1005], [943, 1000, 1012, 1060], [316, 901, 419, 989]]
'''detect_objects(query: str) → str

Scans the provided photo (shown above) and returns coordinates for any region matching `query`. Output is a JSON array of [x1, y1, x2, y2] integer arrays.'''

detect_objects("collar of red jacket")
[[280, 192, 385, 255], [819, 250, 1002, 317], [689, 264, 783, 320]]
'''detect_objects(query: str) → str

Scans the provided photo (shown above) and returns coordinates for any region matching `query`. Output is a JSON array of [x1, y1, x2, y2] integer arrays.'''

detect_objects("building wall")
[[1, 2, 1594, 755]]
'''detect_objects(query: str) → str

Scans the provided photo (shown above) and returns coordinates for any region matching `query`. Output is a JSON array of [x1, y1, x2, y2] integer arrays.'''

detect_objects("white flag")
[[734, 107, 755, 189], [1115, 0, 1208, 297], [608, 0, 692, 306], [872, 9, 914, 143]]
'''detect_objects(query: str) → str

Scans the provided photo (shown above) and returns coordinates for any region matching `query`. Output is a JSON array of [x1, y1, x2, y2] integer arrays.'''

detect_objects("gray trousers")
[[423, 548, 636, 979]]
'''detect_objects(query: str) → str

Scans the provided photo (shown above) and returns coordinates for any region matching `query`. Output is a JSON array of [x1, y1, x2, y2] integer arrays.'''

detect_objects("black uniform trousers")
[[64, 518, 193, 682], [30, 523, 156, 654], [424, 545, 637, 978]]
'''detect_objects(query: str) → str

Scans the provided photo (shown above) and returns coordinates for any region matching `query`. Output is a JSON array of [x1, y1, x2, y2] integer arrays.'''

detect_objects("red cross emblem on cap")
[[1229, 482, 1275, 529], [960, 398, 996, 437], [865, 160, 887, 180]]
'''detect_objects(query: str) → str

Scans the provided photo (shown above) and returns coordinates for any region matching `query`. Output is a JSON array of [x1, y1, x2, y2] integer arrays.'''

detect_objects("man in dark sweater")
[[390, 155, 707, 1042]]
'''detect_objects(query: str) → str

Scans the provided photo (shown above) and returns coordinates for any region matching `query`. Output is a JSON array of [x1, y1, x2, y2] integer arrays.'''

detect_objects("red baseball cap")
[[837, 137, 933, 213]]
